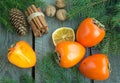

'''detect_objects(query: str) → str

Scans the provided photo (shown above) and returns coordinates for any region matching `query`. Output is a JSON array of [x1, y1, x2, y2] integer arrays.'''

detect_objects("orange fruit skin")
[[55, 41, 86, 68], [8, 41, 36, 68], [79, 54, 110, 80], [76, 18, 105, 47], [52, 27, 75, 46]]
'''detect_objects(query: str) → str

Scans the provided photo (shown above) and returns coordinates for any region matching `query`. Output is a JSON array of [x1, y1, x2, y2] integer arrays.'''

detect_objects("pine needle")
[[20, 74, 34, 83], [67, 0, 107, 19], [0, 74, 34, 83], [0, 77, 17, 83], [38, 52, 84, 83], [98, 1, 120, 55], [0, 0, 45, 32]]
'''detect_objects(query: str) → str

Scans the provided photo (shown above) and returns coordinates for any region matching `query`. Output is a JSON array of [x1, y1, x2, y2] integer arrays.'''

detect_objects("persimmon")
[[55, 41, 86, 68], [8, 41, 36, 68], [79, 54, 110, 80], [76, 18, 105, 47]]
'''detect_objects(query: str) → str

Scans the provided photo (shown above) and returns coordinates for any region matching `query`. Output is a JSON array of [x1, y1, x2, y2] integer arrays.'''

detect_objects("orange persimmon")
[[8, 41, 36, 68], [79, 54, 110, 80], [76, 18, 105, 47], [55, 41, 86, 68]]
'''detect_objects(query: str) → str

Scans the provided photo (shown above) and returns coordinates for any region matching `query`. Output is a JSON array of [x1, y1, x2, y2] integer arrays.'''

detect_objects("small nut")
[[56, 9, 67, 21], [45, 5, 56, 17], [56, 0, 66, 8]]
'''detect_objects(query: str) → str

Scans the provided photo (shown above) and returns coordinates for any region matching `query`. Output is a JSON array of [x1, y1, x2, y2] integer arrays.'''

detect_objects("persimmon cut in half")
[[52, 27, 75, 46], [8, 41, 36, 68]]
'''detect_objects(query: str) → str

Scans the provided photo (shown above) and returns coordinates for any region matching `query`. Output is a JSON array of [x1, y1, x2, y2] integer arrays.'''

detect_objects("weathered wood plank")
[[91, 47, 120, 83], [0, 24, 33, 83], [35, 0, 91, 83]]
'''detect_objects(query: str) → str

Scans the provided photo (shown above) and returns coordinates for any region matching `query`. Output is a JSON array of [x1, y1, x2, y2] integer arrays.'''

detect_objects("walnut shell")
[[45, 5, 56, 17], [56, 9, 67, 21], [56, 0, 66, 8]]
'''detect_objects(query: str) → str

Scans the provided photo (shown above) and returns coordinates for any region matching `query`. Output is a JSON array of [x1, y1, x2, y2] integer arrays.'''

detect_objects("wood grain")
[[0, 24, 33, 83]]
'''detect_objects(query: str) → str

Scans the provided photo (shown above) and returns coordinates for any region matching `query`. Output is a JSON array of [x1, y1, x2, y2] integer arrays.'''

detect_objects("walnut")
[[56, 9, 67, 21], [56, 0, 66, 8], [45, 5, 56, 17]]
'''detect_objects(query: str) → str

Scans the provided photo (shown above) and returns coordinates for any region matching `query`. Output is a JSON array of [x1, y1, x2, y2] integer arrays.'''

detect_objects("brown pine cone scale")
[[9, 8, 27, 36]]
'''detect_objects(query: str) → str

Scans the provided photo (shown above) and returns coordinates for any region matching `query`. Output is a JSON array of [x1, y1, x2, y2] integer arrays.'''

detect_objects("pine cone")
[[9, 8, 27, 36]]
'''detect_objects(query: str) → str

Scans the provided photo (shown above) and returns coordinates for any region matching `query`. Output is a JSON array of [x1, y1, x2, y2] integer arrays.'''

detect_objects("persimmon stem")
[[8, 44, 15, 52], [10, 44, 15, 48], [54, 51, 61, 64], [93, 18, 105, 29]]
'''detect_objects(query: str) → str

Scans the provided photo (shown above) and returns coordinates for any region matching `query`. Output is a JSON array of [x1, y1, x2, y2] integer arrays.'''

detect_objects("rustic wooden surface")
[[0, 0, 120, 83], [0, 24, 33, 83]]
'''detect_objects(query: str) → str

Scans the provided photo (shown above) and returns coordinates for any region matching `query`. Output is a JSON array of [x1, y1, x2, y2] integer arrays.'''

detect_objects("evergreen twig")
[[38, 52, 84, 83], [0, 77, 17, 83], [0, 74, 34, 83], [67, 0, 107, 19], [20, 74, 34, 83], [98, 1, 120, 55], [0, 0, 45, 32]]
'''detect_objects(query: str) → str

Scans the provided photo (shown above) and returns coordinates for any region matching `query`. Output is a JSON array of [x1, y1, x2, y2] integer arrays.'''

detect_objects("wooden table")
[[0, 0, 120, 83]]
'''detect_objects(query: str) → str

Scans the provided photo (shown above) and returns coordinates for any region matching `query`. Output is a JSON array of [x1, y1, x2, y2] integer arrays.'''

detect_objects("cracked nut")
[[45, 5, 56, 17], [56, 9, 67, 21], [56, 0, 66, 8]]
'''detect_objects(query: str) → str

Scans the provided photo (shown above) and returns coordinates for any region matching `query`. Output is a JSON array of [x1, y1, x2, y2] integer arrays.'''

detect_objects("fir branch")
[[67, 0, 107, 19], [111, 13, 120, 28], [97, 1, 120, 55], [0, 77, 17, 83], [0, 74, 34, 83], [38, 52, 84, 83], [0, 0, 45, 32], [20, 74, 34, 83]]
